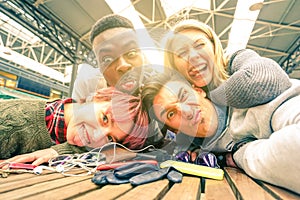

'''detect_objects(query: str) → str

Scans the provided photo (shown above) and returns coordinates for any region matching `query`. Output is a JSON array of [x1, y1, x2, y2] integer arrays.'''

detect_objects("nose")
[[93, 128, 107, 140], [116, 56, 132, 73], [188, 48, 200, 62], [181, 104, 193, 120]]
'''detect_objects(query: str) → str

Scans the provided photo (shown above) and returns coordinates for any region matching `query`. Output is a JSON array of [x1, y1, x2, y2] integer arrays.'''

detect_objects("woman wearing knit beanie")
[[161, 19, 291, 108]]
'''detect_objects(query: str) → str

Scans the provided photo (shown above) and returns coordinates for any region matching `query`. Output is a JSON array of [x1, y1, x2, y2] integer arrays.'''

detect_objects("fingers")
[[190, 152, 197, 162], [31, 149, 58, 166], [225, 153, 237, 168], [32, 157, 51, 166], [6, 153, 37, 164], [2, 149, 59, 167]]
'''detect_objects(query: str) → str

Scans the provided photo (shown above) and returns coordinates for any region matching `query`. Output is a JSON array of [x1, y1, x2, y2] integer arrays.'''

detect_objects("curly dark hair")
[[90, 14, 134, 43]]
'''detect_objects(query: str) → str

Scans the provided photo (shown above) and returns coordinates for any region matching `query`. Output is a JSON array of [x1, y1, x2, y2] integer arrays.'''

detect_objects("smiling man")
[[0, 87, 149, 165]]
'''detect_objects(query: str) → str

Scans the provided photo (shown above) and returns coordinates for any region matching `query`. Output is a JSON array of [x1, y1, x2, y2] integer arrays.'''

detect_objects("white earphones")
[[33, 164, 65, 175]]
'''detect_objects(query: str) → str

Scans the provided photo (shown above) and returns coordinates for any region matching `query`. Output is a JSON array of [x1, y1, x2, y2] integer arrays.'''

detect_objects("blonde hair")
[[162, 19, 229, 89]]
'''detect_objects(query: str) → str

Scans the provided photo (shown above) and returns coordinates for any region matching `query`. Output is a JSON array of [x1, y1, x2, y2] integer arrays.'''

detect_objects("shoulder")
[[228, 49, 258, 66]]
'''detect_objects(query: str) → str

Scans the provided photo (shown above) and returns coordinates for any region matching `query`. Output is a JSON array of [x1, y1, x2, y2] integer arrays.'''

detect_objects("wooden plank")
[[0, 175, 91, 199], [224, 167, 275, 200], [258, 181, 300, 200], [116, 179, 170, 200], [74, 184, 133, 200], [0, 169, 88, 193], [202, 178, 236, 200], [0, 172, 66, 193], [22, 177, 97, 200], [0, 172, 40, 184], [162, 176, 201, 200]]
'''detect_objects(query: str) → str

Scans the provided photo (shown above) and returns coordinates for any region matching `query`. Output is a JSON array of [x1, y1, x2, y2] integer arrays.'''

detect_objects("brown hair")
[[141, 68, 189, 133]]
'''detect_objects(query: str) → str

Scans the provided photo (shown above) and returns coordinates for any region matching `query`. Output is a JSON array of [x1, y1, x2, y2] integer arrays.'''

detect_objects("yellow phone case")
[[160, 160, 224, 180]]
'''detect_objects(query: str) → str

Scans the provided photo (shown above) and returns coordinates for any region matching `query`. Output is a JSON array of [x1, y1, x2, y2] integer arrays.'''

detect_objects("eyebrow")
[[97, 40, 139, 55], [159, 87, 183, 118], [173, 45, 188, 54], [178, 87, 185, 102], [159, 108, 167, 119]]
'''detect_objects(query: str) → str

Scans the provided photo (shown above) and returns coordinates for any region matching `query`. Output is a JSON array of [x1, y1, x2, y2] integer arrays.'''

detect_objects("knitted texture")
[[0, 99, 53, 159], [209, 49, 292, 108], [51, 142, 87, 155]]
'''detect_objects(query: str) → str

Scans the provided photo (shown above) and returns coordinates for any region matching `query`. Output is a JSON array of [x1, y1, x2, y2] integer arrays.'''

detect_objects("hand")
[[4, 148, 58, 166], [225, 153, 238, 168]]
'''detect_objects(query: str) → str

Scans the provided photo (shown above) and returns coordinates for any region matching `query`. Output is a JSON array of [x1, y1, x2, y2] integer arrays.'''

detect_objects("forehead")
[[92, 28, 139, 52], [170, 29, 209, 49], [155, 80, 193, 103]]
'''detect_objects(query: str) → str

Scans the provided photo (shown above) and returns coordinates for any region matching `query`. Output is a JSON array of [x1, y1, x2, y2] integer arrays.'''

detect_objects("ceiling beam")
[[0, 0, 93, 64]]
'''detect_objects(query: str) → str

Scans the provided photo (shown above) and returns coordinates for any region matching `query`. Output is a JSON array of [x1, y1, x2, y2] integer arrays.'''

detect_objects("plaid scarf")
[[45, 98, 74, 144]]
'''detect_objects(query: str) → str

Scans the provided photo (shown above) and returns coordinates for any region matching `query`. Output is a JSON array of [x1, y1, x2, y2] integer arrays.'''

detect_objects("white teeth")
[[189, 64, 207, 77], [194, 64, 206, 72], [122, 80, 136, 90], [79, 125, 90, 145]]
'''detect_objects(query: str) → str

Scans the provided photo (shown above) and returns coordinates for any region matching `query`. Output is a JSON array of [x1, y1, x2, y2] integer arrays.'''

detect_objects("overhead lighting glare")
[[105, 0, 146, 30], [0, 46, 67, 83], [249, 2, 264, 11], [226, 0, 264, 55], [0, 12, 41, 44], [160, 0, 210, 18]]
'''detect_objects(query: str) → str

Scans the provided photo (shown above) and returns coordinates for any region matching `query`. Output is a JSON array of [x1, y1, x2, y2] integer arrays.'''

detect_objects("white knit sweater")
[[208, 79, 300, 194]]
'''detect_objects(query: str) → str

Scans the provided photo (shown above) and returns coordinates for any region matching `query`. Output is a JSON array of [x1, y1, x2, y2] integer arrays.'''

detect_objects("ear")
[[192, 85, 206, 97]]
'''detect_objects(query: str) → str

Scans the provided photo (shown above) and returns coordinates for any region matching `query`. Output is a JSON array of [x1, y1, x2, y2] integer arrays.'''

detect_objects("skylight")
[[0, 46, 66, 83], [226, 0, 264, 55], [160, 0, 210, 18], [0, 12, 41, 45]]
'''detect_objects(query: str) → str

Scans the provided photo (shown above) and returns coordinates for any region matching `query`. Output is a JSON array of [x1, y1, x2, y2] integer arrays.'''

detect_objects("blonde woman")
[[162, 19, 291, 108]]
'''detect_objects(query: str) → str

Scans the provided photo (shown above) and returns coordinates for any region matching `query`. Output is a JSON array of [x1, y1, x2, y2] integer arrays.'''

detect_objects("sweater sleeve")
[[209, 49, 292, 108], [233, 126, 300, 194], [51, 142, 87, 155]]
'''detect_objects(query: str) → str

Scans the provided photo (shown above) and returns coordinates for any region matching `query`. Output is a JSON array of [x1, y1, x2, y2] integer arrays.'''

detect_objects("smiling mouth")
[[189, 64, 207, 78], [79, 125, 91, 146], [122, 79, 137, 91]]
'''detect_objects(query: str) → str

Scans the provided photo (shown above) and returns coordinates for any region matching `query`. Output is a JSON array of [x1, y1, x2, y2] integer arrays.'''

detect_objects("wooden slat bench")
[[1, 167, 299, 199]]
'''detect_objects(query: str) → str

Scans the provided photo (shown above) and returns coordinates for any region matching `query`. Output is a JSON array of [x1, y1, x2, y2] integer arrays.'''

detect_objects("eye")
[[194, 41, 206, 49], [167, 109, 177, 120], [126, 49, 139, 58], [102, 114, 109, 124], [101, 56, 114, 65], [107, 135, 114, 142], [177, 50, 188, 59]]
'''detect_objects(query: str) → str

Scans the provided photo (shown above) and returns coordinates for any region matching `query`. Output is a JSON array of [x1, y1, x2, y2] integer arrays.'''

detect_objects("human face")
[[66, 101, 133, 148], [170, 29, 215, 88], [93, 28, 144, 86], [152, 80, 218, 138]]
